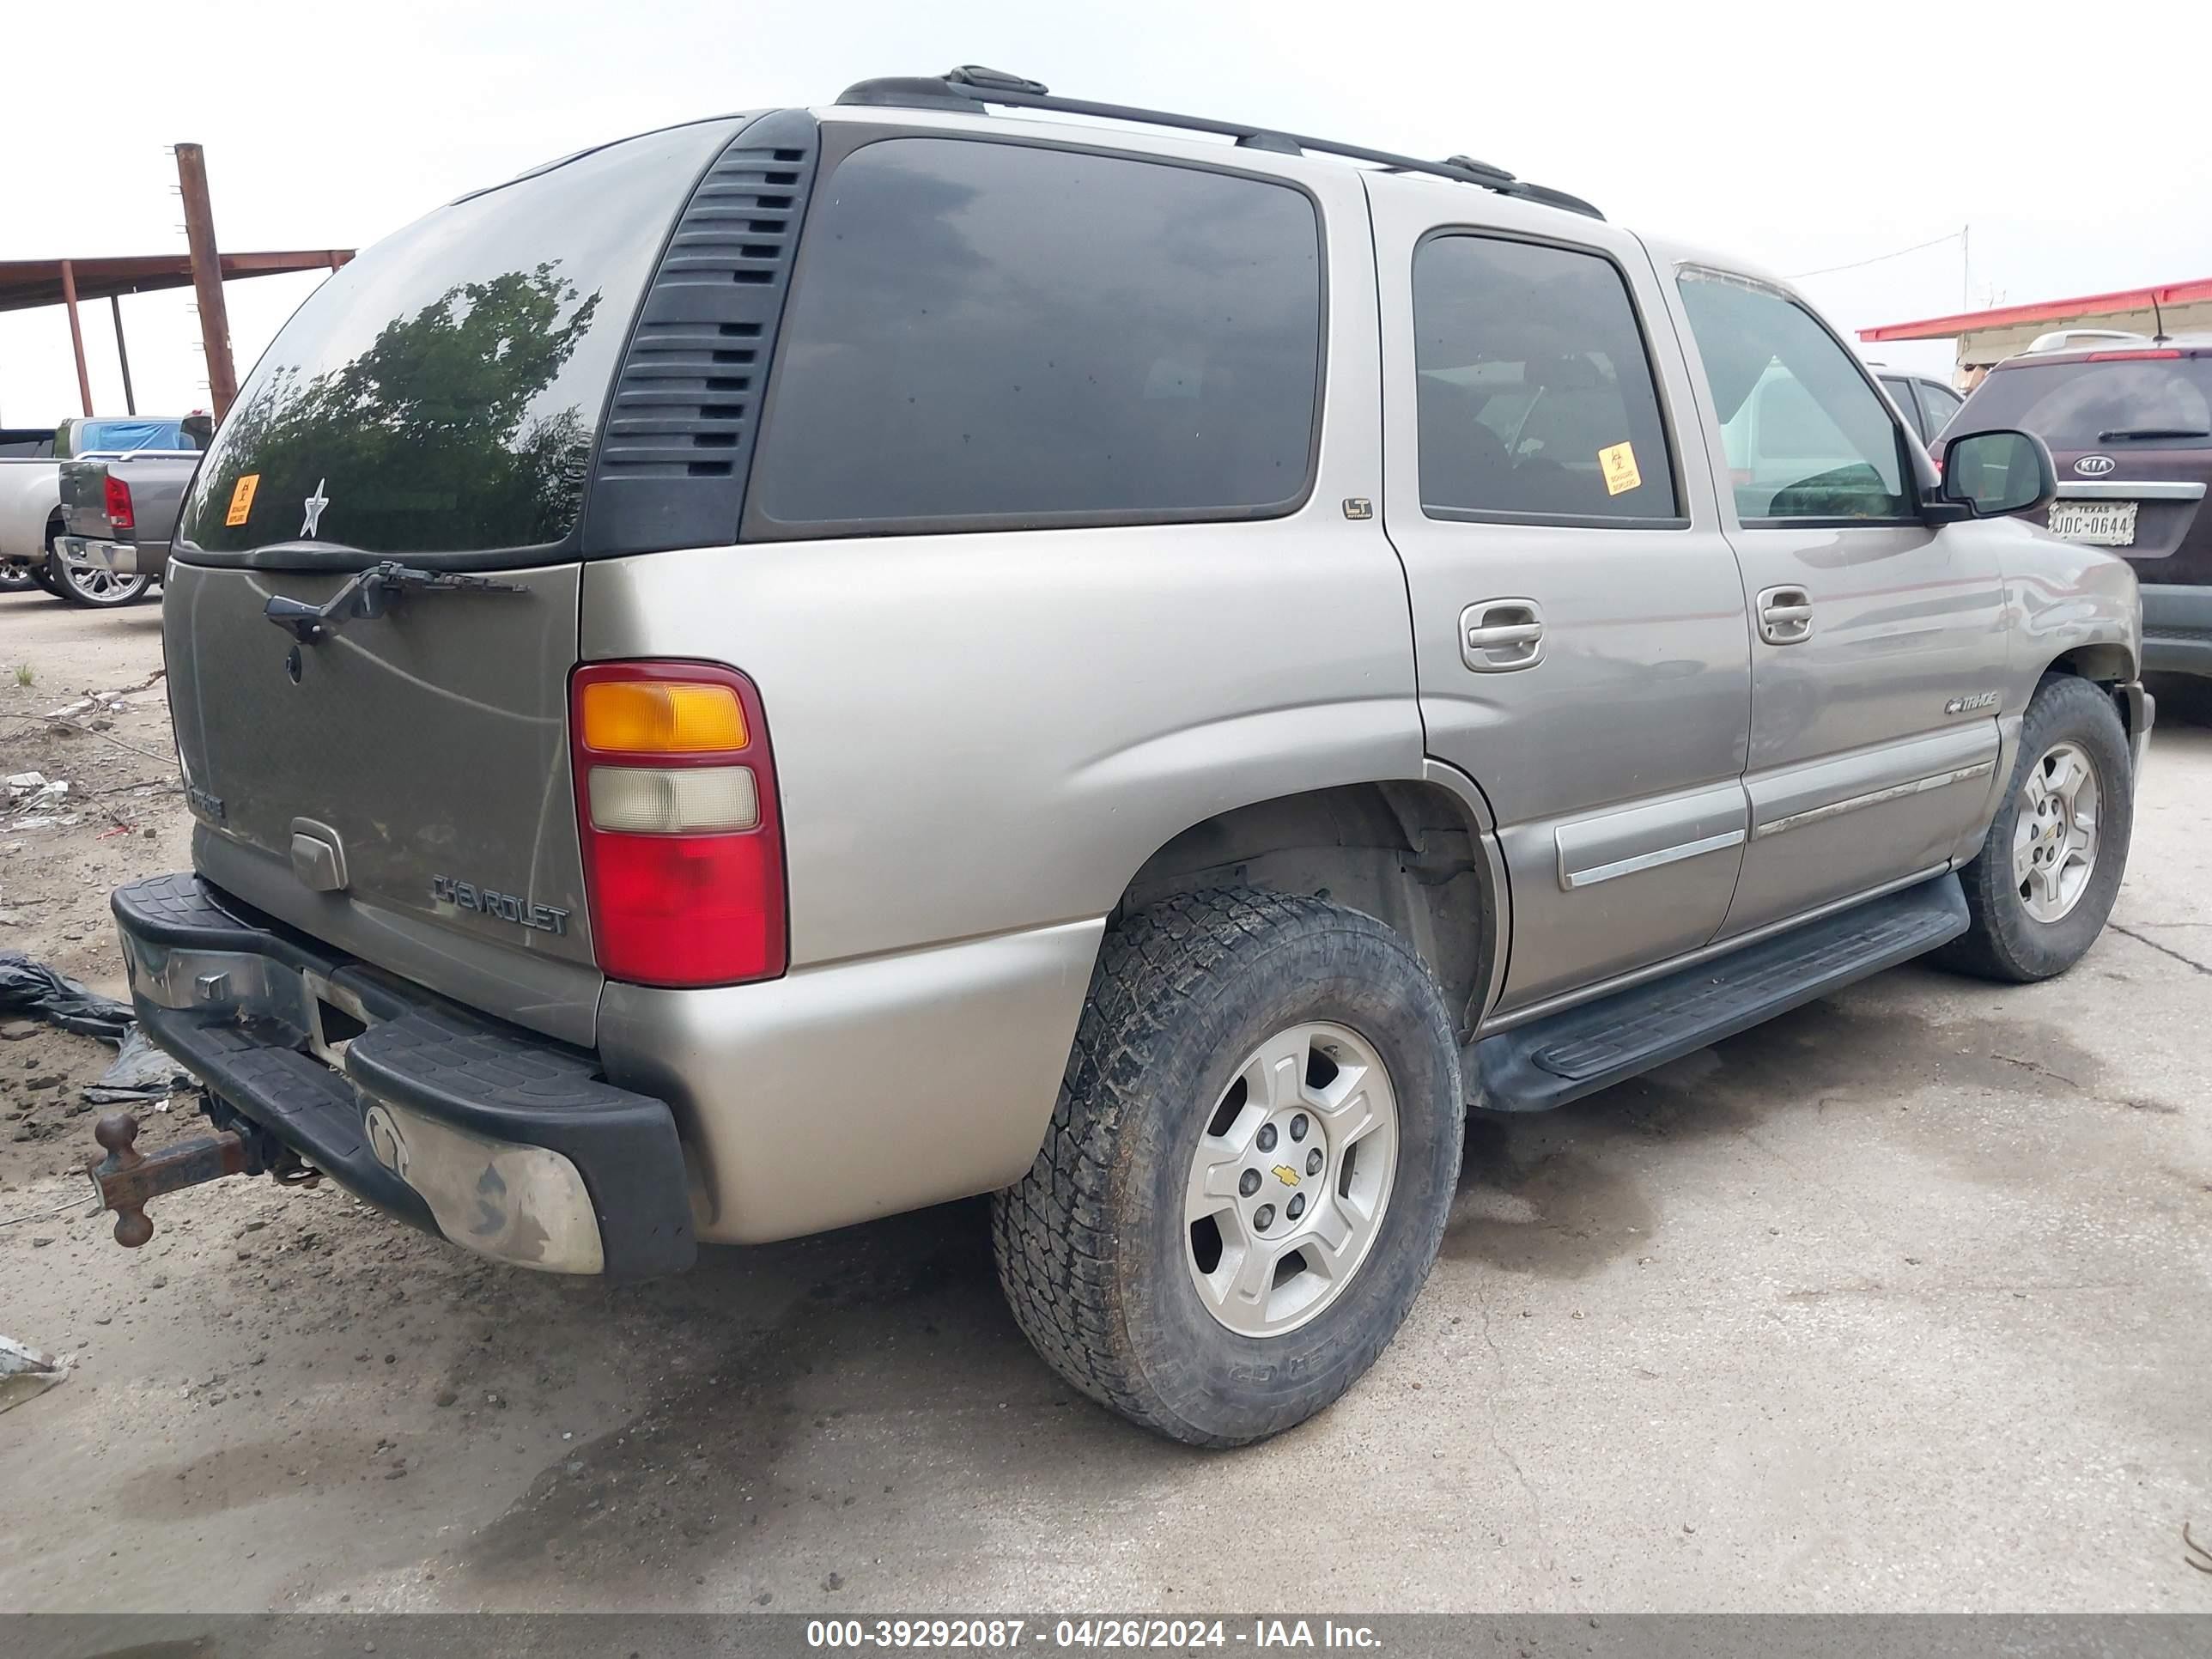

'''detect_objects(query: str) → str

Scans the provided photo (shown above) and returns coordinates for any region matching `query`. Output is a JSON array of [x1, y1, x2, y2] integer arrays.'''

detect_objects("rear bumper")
[[111, 872, 696, 1277], [53, 534, 164, 577], [2142, 583, 2212, 678]]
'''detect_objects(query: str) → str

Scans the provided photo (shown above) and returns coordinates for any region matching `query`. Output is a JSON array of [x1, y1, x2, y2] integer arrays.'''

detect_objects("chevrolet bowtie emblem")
[[1271, 1164, 1300, 1188]]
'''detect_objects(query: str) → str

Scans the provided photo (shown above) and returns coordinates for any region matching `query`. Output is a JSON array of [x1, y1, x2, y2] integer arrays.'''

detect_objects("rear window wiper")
[[264, 559, 528, 642], [2096, 427, 2212, 441]]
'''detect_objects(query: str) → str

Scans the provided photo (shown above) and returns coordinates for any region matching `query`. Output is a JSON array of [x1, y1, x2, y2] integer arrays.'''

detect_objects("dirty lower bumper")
[[52, 534, 162, 577], [2142, 584, 2212, 678], [111, 872, 695, 1277]]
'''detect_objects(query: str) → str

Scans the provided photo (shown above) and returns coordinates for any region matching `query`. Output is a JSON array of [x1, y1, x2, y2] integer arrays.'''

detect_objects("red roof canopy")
[[1859, 276, 2212, 343]]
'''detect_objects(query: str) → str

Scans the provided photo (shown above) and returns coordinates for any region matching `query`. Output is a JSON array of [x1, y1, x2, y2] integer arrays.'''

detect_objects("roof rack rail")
[[835, 66, 1605, 221], [2024, 327, 2151, 354]]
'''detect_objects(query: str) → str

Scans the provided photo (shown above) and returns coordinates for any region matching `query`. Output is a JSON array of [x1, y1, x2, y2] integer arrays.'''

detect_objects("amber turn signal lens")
[[579, 680, 747, 753]]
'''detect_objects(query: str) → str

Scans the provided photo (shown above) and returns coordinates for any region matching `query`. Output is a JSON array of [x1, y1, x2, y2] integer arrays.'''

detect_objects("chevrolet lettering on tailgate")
[[430, 874, 570, 937]]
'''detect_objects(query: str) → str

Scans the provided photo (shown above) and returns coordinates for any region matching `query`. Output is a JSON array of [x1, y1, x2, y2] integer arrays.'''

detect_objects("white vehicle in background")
[[0, 415, 209, 605], [1709, 360, 1962, 515]]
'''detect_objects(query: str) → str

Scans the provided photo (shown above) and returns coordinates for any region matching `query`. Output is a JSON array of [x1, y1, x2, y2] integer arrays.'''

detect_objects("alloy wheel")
[[2011, 739, 2101, 924], [1183, 1021, 1399, 1338]]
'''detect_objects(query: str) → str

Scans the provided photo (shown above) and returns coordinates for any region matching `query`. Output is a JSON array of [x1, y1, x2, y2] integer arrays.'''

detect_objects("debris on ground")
[[5, 772, 76, 830], [0, 1334, 70, 1414], [0, 952, 133, 1041], [0, 951, 194, 1108], [88, 1024, 194, 1105]]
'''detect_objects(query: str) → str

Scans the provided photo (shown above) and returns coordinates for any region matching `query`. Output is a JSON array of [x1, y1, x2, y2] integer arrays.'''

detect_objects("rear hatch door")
[[1959, 349, 2212, 580], [164, 116, 749, 1045]]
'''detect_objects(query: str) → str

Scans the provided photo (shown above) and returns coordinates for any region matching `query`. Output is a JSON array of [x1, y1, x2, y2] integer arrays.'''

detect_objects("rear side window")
[[748, 138, 1322, 533], [1955, 356, 2212, 450], [178, 119, 739, 560], [1412, 234, 1680, 525]]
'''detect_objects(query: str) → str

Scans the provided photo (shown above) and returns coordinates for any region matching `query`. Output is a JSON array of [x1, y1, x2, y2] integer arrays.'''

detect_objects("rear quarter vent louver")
[[580, 109, 819, 555]]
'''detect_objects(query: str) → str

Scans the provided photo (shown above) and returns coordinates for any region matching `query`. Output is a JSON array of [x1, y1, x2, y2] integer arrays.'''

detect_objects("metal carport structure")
[[0, 246, 351, 420]]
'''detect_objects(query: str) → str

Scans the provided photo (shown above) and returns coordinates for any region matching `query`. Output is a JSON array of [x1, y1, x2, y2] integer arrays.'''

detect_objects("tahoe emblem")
[[431, 874, 569, 936]]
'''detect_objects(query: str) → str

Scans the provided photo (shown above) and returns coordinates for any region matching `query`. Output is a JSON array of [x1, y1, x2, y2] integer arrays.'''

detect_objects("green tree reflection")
[[195, 263, 600, 553]]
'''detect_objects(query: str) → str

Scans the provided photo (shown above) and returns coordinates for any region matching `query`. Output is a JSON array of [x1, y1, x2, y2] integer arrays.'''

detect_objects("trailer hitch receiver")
[[85, 1110, 256, 1247]]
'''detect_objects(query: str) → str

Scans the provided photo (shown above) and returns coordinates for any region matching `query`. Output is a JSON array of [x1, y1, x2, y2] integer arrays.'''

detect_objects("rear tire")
[[46, 544, 151, 608], [1936, 675, 2133, 982], [992, 888, 1464, 1447]]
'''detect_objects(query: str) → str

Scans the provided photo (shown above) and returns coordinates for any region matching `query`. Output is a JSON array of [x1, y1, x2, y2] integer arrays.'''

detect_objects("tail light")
[[569, 661, 787, 988], [104, 476, 135, 531], [2086, 348, 2182, 362]]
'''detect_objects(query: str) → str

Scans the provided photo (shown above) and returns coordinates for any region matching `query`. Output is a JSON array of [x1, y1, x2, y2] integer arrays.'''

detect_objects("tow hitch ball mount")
[[82, 1109, 319, 1247]]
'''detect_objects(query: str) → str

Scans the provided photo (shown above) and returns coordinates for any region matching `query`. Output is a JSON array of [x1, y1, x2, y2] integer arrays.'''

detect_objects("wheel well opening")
[[1116, 782, 1502, 1039], [2045, 645, 2133, 685], [2044, 647, 2139, 740]]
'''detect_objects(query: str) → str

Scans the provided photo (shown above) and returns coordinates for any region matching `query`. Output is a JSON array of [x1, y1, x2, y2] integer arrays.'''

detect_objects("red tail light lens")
[[104, 476, 135, 531], [2085, 349, 2182, 362], [569, 662, 787, 988]]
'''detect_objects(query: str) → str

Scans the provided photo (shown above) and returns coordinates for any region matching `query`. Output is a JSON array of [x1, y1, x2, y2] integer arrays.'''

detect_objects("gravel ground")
[[1, 586, 2209, 1613]]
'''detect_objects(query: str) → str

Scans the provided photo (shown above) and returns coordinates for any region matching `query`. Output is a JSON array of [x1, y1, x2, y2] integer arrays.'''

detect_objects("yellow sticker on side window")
[[224, 472, 261, 526], [1597, 442, 1642, 497]]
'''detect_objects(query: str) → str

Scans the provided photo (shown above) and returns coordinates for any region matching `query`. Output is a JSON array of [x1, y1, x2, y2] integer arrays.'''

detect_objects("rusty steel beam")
[[110, 295, 136, 416], [58, 258, 93, 416], [174, 143, 239, 420], [86, 1111, 249, 1248]]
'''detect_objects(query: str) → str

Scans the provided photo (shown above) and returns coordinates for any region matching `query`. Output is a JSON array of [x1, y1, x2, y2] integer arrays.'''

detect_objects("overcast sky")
[[4, 0, 2208, 424]]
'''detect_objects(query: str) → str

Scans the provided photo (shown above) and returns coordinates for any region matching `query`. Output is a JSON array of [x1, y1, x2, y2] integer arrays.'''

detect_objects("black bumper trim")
[[2142, 583, 2212, 678], [112, 872, 696, 1277]]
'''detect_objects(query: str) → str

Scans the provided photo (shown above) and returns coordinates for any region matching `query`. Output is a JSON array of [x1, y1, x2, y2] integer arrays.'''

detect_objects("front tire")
[[1938, 675, 2134, 982], [992, 889, 1464, 1447]]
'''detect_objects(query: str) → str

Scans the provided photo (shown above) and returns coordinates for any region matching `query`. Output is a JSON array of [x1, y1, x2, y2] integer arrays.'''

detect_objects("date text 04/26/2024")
[[804, 1620, 1382, 1650]]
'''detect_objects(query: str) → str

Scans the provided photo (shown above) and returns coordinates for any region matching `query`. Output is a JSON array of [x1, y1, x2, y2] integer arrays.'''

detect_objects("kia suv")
[[1945, 336, 2211, 679]]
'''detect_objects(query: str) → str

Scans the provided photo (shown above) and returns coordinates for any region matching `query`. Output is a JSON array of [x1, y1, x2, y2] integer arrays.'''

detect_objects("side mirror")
[[1938, 428, 2057, 519]]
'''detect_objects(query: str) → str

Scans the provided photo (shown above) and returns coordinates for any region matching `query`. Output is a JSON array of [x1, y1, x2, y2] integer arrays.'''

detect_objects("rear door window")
[[1954, 356, 2212, 450], [178, 118, 741, 560], [747, 137, 1323, 534], [1878, 377, 1926, 440], [1917, 380, 1963, 436], [1412, 234, 1680, 524], [1675, 270, 1913, 523]]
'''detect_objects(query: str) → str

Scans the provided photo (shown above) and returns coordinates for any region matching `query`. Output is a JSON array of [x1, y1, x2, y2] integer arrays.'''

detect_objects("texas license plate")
[[2048, 501, 2137, 546]]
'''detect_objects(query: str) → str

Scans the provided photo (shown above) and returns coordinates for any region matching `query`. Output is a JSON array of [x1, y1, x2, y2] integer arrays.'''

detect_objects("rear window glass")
[[748, 137, 1322, 533], [62, 417, 208, 455], [1959, 356, 2212, 450], [1413, 234, 1680, 524], [179, 119, 737, 559]]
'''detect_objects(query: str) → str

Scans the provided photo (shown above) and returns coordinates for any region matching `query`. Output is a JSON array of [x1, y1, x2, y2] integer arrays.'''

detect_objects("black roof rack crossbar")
[[836, 68, 1604, 221]]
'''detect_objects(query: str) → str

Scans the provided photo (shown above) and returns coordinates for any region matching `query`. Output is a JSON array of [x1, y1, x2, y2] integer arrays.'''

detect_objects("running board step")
[[1472, 873, 1969, 1113]]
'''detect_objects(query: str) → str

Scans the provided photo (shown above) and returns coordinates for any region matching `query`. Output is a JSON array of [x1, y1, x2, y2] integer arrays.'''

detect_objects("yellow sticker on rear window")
[[1598, 442, 1642, 497], [224, 472, 261, 526]]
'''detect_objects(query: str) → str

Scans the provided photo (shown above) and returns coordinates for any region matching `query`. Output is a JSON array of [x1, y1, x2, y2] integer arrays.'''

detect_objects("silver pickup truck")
[[0, 415, 208, 605], [53, 447, 204, 605], [95, 71, 2149, 1447]]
